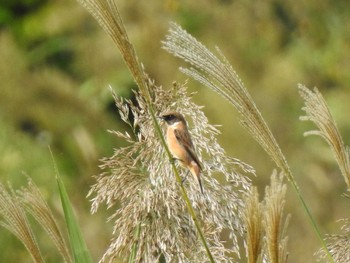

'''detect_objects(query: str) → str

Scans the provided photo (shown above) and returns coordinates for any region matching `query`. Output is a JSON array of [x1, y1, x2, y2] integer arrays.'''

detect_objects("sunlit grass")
[[1, 0, 350, 262]]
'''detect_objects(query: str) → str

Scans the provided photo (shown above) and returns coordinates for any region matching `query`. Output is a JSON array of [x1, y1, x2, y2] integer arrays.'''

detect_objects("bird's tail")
[[190, 164, 204, 195]]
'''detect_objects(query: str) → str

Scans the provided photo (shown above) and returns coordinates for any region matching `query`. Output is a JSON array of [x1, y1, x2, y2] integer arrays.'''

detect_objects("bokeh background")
[[1, 0, 350, 262]]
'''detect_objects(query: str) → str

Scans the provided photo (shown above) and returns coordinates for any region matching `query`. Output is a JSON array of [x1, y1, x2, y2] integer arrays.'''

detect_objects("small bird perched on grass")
[[159, 111, 204, 194]]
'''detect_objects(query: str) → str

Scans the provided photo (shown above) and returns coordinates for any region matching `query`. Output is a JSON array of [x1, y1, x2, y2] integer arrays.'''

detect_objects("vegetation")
[[0, 0, 350, 262]]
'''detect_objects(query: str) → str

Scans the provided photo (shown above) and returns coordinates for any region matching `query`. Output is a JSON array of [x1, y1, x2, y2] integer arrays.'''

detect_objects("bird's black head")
[[159, 111, 185, 125]]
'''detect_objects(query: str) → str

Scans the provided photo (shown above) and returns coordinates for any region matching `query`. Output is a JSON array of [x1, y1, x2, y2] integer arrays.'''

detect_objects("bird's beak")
[[157, 115, 164, 120]]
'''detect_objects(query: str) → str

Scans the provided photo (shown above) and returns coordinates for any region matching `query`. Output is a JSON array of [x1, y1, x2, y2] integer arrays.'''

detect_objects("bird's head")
[[159, 111, 186, 126]]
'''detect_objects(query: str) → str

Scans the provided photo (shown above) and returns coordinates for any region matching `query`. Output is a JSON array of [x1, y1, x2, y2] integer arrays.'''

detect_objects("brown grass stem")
[[163, 22, 334, 263], [77, 0, 215, 261]]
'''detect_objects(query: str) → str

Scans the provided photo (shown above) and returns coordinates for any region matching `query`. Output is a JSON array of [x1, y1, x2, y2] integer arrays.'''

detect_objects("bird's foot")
[[181, 171, 189, 184], [170, 157, 181, 164]]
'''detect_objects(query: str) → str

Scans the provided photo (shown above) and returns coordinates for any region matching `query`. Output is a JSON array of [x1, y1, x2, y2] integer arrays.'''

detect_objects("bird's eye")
[[164, 115, 173, 120], [162, 114, 176, 122]]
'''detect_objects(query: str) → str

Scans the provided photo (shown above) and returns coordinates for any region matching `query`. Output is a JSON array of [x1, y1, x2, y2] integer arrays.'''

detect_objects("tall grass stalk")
[[0, 173, 77, 262], [128, 223, 141, 263], [0, 183, 44, 263], [243, 171, 289, 263], [91, 81, 253, 261], [263, 172, 290, 263], [18, 178, 73, 263], [299, 84, 350, 192], [76, 0, 216, 261], [243, 187, 263, 263], [50, 148, 93, 263], [299, 84, 350, 262], [162, 22, 334, 263]]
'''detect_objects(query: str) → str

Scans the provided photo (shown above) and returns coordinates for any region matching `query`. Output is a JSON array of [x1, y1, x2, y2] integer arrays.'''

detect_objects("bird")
[[159, 111, 204, 194]]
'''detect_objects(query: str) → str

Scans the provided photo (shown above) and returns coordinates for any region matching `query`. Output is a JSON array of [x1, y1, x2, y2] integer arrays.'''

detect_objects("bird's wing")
[[174, 128, 202, 169]]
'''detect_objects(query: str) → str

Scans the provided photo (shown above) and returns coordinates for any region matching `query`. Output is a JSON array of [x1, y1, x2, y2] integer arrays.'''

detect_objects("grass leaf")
[[50, 148, 93, 263]]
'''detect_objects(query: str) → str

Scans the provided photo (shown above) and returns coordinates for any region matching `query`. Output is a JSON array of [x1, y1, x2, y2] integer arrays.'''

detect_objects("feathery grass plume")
[[0, 183, 44, 263], [243, 172, 289, 263], [299, 84, 350, 191], [316, 218, 350, 263], [162, 22, 333, 262], [76, 0, 254, 261], [299, 85, 350, 262], [77, 0, 223, 260], [76, 0, 218, 259], [162, 22, 291, 181], [76, 0, 149, 100], [18, 178, 73, 263], [88, 81, 255, 262], [243, 187, 264, 263], [51, 148, 93, 263], [263, 171, 289, 263]]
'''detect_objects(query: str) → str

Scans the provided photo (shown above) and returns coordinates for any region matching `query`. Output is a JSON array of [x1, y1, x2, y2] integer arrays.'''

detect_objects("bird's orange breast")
[[166, 126, 190, 166]]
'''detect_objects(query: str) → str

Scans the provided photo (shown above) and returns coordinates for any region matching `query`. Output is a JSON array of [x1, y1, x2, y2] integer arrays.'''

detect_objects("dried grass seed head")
[[316, 218, 350, 263], [299, 84, 350, 191], [89, 80, 254, 262], [263, 171, 289, 263]]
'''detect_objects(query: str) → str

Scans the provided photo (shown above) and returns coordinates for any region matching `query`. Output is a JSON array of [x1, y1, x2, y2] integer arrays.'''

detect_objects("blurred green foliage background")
[[1, 0, 350, 262]]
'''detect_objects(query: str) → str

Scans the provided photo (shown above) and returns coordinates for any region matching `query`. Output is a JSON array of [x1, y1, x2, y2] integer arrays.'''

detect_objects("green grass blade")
[[56, 176, 93, 263], [128, 223, 141, 263], [50, 148, 93, 263]]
